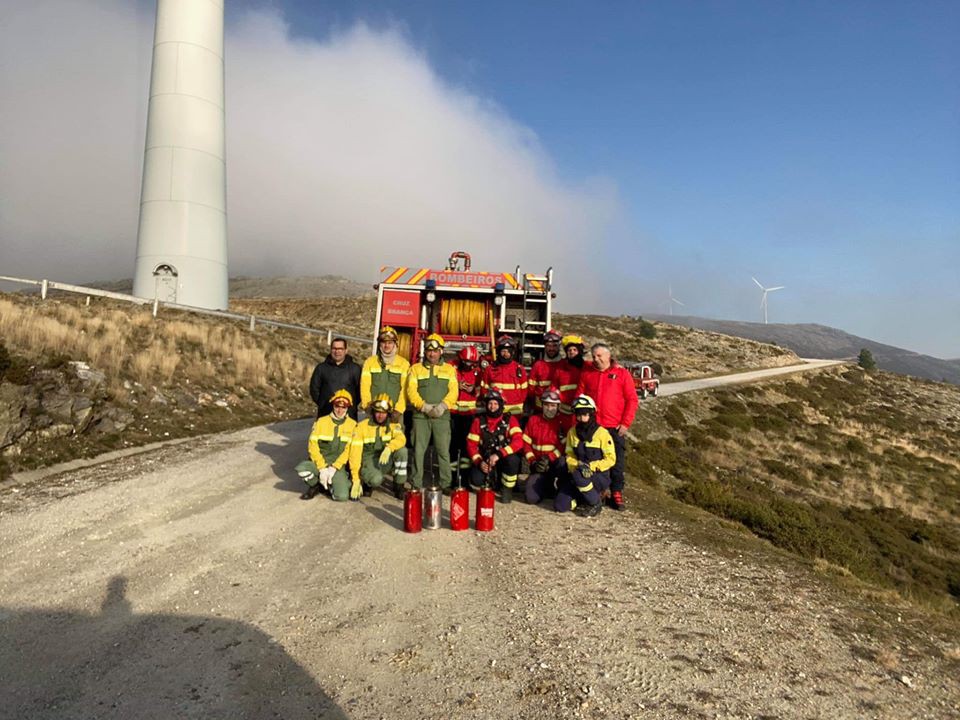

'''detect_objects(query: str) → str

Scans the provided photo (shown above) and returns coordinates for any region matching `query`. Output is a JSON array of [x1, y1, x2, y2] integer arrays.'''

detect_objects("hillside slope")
[[631, 364, 960, 609], [651, 314, 960, 385]]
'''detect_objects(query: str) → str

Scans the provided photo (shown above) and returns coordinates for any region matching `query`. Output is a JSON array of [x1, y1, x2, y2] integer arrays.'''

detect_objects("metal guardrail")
[[0, 275, 371, 345]]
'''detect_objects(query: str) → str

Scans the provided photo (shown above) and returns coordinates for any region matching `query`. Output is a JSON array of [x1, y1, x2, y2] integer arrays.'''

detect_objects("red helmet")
[[496, 335, 517, 349], [543, 329, 562, 344], [458, 346, 480, 363], [540, 387, 561, 405]]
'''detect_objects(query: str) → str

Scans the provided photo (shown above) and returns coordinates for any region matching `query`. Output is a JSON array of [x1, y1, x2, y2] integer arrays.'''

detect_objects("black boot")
[[299, 483, 321, 500], [575, 502, 602, 518], [500, 487, 513, 504]]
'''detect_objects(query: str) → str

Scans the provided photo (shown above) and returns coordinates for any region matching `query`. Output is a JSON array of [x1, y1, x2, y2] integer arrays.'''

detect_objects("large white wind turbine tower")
[[132, 0, 228, 309], [752, 277, 784, 324], [667, 285, 685, 316]]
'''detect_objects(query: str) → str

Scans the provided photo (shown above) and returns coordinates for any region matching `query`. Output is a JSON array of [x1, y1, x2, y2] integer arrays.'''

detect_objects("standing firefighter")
[[559, 395, 616, 517], [554, 334, 586, 431], [349, 394, 409, 500], [577, 342, 638, 511], [482, 335, 528, 417], [523, 387, 567, 507], [466, 390, 523, 502], [295, 390, 357, 501], [360, 326, 410, 414], [407, 334, 458, 491], [450, 345, 483, 483], [528, 329, 563, 410]]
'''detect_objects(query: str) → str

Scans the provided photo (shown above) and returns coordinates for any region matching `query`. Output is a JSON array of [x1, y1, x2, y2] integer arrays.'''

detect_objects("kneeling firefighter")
[[348, 394, 408, 500], [296, 389, 357, 501], [558, 395, 616, 517], [522, 387, 567, 506], [466, 389, 523, 502]]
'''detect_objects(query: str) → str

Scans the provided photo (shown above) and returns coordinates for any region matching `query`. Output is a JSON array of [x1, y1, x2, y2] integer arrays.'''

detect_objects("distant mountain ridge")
[[649, 315, 960, 386]]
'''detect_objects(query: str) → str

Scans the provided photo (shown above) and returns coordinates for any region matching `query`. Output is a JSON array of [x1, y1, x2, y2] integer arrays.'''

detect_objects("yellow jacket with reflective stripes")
[[564, 425, 616, 473], [360, 354, 410, 412], [308, 414, 357, 470], [406, 361, 458, 412], [348, 419, 406, 481]]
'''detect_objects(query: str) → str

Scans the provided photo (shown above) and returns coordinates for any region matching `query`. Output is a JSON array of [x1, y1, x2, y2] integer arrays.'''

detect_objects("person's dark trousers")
[[605, 427, 626, 492], [468, 454, 520, 490], [524, 459, 565, 504], [450, 414, 474, 485]]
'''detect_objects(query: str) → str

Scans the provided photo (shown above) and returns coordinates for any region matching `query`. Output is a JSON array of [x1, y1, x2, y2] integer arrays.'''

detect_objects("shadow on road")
[[0, 576, 348, 720], [364, 501, 405, 531], [254, 419, 311, 494]]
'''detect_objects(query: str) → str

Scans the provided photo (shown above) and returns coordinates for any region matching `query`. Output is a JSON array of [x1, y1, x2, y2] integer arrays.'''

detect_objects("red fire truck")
[[373, 251, 554, 365]]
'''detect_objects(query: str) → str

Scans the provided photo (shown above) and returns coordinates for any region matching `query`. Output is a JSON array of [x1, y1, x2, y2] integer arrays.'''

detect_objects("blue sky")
[[262, 0, 960, 356], [1, 1, 957, 357]]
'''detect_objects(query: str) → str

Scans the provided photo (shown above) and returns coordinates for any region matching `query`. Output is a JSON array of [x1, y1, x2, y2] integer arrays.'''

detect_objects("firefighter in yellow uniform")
[[295, 390, 357, 501], [407, 334, 458, 490], [348, 394, 408, 499], [360, 326, 410, 413]]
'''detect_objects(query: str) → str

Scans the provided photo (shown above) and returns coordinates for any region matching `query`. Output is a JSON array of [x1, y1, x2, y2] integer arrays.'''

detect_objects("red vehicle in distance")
[[626, 362, 660, 399]]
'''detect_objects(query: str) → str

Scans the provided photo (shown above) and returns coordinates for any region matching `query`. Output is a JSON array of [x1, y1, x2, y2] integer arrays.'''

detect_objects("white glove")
[[428, 404, 447, 418], [420, 402, 436, 415], [317, 466, 337, 490]]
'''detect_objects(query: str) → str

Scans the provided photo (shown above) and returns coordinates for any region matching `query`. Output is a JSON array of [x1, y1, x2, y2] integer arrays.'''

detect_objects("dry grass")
[[0, 295, 315, 390]]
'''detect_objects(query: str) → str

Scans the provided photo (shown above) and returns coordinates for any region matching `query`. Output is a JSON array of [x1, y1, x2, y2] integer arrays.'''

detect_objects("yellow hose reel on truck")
[[372, 251, 554, 365]]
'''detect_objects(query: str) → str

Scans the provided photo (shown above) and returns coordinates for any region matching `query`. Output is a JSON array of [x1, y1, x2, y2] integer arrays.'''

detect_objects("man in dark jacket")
[[309, 337, 362, 419]]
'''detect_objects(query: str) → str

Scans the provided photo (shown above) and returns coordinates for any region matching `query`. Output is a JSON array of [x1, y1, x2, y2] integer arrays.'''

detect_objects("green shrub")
[[664, 404, 687, 431], [762, 458, 807, 485], [858, 348, 877, 372], [0, 342, 10, 382], [671, 475, 960, 605], [636, 317, 657, 339]]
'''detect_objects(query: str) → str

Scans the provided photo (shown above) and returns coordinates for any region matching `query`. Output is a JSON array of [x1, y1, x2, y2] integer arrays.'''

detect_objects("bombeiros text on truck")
[[373, 251, 554, 365]]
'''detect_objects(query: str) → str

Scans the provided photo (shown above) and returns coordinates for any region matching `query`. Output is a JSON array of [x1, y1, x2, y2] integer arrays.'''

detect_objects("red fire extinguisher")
[[404, 488, 423, 533], [450, 487, 469, 531], [475, 487, 495, 532]]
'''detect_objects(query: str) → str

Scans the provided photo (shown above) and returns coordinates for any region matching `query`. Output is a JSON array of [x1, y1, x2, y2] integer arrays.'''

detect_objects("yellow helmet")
[[424, 333, 445, 350], [330, 389, 353, 408], [371, 393, 394, 413], [378, 326, 399, 342], [562, 334, 584, 348]]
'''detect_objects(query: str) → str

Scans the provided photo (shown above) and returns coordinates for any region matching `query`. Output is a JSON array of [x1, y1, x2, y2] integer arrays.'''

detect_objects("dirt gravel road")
[[1, 415, 957, 720], [658, 359, 847, 397]]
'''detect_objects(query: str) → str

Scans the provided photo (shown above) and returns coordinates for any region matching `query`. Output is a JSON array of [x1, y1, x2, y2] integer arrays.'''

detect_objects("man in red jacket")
[[576, 342, 638, 511], [527, 329, 563, 411], [482, 336, 528, 417]]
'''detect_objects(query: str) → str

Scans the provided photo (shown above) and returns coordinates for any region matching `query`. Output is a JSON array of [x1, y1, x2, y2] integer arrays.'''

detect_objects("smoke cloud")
[[0, 2, 621, 298]]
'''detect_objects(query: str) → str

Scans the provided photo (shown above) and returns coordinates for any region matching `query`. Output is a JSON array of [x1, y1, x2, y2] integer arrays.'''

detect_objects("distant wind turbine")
[[667, 284, 685, 316], [752, 277, 785, 324]]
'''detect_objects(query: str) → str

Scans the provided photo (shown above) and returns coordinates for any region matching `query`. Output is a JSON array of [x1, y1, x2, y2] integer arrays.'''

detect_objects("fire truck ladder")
[[517, 266, 552, 360]]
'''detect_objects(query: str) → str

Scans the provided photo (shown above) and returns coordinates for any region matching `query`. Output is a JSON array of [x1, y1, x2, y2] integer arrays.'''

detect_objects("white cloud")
[[0, 2, 621, 298]]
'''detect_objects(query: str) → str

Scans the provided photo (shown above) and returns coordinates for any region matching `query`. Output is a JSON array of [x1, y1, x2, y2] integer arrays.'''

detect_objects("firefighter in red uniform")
[[554, 334, 586, 431], [527, 329, 563, 411], [482, 336, 528, 417], [522, 387, 567, 506], [450, 345, 482, 485], [557, 395, 618, 517], [466, 389, 523, 503], [576, 342, 639, 511]]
